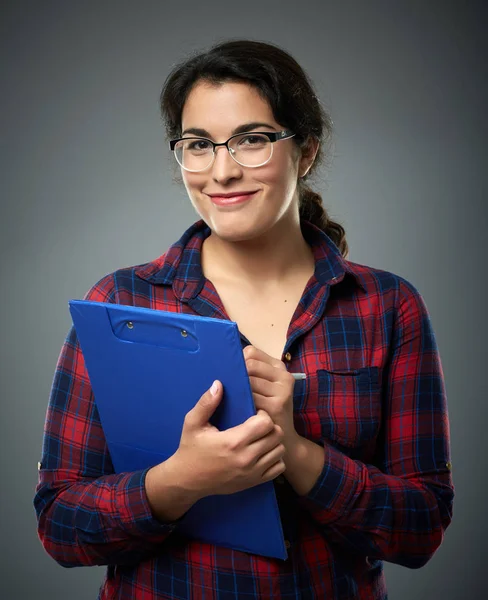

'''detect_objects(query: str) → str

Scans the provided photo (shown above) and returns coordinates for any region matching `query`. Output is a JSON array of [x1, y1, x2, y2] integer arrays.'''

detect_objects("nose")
[[211, 145, 243, 183]]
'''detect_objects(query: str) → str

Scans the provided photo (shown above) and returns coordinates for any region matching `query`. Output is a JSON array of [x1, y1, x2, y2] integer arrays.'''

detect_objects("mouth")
[[207, 191, 258, 206]]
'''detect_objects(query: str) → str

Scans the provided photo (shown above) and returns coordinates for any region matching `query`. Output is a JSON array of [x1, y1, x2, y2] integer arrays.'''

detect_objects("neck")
[[201, 217, 315, 288]]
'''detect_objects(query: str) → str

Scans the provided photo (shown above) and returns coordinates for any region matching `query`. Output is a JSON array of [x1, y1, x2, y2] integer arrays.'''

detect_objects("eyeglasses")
[[169, 130, 295, 172]]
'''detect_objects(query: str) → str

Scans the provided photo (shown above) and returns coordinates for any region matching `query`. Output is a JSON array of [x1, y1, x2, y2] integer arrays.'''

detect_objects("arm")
[[34, 278, 177, 568], [287, 280, 454, 568]]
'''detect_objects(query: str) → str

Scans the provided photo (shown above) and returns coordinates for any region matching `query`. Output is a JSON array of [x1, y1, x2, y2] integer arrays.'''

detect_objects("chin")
[[206, 216, 270, 243], [210, 224, 257, 243]]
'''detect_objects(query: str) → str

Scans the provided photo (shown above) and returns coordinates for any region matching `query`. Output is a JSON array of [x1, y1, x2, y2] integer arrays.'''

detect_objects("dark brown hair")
[[160, 39, 348, 257]]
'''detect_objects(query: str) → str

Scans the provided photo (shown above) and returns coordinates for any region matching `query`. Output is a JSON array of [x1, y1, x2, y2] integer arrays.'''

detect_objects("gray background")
[[1, 1, 486, 598]]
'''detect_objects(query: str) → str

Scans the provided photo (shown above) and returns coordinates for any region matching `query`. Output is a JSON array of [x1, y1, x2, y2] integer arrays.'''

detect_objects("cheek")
[[260, 152, 298, 188], [182, 174, 205, 203], [260, 164, 298, 203], [182, 172, 198, 191]]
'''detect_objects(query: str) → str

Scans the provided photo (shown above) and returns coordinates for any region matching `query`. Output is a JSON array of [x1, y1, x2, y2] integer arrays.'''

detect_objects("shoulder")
[[81, 221, 201, 302], [345, 259, 430, 316], [81, 257, 168, 304], [78, 221, 206, 305]]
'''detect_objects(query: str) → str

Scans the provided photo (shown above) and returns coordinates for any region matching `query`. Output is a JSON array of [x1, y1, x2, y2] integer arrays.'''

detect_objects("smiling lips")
[[207, 191, 258, 205]]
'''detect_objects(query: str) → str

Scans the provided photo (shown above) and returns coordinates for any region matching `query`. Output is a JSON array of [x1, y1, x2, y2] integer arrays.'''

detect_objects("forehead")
[[181, 81, 277, 134]]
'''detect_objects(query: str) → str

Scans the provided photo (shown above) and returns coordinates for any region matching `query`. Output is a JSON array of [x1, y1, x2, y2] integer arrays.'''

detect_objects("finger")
[[254, 443, 286, 473], [244, 346, 286, 371], [221, 409, 274, 447], [185, 380, 223, 427], [261, 459, 286, 482], [252, 392, 266, 412], [274, 424, 284, 438], [248, 376, 277, 398], [248, 428, 285, 460], [246, 359, 284, 384], [241, 410, 276, 444]]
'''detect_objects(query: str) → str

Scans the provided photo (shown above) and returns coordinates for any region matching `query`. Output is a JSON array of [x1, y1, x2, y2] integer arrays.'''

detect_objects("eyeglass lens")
[[174, 133, 272, 171]]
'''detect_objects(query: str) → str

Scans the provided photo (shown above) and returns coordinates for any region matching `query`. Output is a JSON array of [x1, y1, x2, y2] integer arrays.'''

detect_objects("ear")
[[298, 136, 320, 179]]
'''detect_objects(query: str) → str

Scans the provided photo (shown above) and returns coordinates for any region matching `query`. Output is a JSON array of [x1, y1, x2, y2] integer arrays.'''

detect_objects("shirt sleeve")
[[298, 278, 454, 569], [34, 276, 178, 567]]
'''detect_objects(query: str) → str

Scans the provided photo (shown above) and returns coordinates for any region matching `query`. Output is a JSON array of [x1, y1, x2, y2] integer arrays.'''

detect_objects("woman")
[[34, 39, 454, 599]]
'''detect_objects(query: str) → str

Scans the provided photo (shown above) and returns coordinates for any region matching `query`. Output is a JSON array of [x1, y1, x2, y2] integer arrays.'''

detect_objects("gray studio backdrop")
[[1, 1, 486, 599]]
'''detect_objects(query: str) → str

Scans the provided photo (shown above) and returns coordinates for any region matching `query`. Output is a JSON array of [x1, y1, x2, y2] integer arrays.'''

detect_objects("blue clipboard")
[[69, 299, 287, 560]]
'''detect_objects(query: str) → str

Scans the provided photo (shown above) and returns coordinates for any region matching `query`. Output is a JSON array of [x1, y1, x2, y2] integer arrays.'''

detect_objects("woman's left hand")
[[243, 345, 299, 448], [244, 345, 325, 494]]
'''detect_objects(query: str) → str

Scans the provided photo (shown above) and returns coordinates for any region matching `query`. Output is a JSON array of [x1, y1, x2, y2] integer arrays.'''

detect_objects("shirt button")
[[283, 352, 292, 362], [284, 540, 291, 549], [446, 462, 452, 470], [37, 462, 42, 471], [275, 475, 285, 484]]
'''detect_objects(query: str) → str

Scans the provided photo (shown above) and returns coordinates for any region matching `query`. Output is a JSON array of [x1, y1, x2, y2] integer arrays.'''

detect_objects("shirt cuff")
[[116, 468, 181, 537], [298, 442, 363, 525]]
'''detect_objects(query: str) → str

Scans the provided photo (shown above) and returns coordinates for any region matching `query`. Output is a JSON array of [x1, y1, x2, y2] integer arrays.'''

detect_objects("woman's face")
[[179, 80, 313, 242]]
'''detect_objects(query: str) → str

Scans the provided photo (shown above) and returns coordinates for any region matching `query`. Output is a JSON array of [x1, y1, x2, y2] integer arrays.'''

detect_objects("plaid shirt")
[[34, 219, 454, 599]]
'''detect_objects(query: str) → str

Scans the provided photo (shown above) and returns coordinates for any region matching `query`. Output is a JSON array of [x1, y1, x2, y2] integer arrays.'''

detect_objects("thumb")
[[187, 380, 223, 427]]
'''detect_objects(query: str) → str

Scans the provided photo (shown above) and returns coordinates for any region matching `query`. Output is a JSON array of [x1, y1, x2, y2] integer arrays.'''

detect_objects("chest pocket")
[[294, 366, 382, 450]]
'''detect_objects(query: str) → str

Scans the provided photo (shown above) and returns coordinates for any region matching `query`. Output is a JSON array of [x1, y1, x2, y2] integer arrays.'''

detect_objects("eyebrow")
[[181, 122, 277, 138]]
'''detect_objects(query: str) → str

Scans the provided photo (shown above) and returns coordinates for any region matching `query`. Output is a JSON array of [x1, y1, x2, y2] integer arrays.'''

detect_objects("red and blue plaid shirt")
[[34, 219, 454, 599]]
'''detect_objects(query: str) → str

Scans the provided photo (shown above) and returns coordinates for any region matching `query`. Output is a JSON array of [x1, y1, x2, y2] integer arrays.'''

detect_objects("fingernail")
[[210, 380, 219, 396]]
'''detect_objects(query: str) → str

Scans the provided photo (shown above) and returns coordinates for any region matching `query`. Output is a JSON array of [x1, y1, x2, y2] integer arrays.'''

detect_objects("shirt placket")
[[187, 275, 334, 558]]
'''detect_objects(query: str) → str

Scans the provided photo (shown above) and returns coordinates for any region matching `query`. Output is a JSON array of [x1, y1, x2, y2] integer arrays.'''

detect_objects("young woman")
[[34, 39, 454, 599]]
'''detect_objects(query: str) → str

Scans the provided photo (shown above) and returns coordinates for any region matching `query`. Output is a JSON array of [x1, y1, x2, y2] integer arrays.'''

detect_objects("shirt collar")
[[134, 219, 366, 300]]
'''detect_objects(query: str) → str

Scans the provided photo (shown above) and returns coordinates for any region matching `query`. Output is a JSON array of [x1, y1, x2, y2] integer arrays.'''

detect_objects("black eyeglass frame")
[[169, 129, 296, 170]]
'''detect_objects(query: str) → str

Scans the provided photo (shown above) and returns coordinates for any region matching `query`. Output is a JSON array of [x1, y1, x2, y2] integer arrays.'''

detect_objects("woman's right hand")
[[176, 379, 286, 496], [145, 380, 285, 522]]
